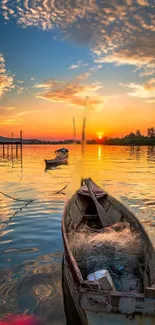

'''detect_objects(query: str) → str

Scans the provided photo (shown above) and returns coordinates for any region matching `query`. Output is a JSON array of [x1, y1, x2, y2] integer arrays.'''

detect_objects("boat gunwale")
[[62, 200, 83, 287], [45, 158, 68, 164], [107, 193, 155, 254]]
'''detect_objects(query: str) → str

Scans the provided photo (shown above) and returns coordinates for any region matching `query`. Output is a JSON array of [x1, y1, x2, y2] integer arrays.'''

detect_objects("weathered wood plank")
[[85, 311, 155, 325], [63, 258, 88, 325], [80, 281, 99, 291], [145, 286, 155, 298], [84, 178, 113, 226], [80, 292, 155, 315], [104, 204, 122, 224], [76, 194, 89, 213]]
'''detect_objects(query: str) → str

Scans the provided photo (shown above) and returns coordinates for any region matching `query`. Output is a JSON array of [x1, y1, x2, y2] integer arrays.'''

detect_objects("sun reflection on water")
[[98, 146, 102, 160]]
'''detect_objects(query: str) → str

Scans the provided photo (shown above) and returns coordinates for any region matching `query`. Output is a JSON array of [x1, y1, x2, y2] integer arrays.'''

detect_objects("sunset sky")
[[0, 0, 155, 140]]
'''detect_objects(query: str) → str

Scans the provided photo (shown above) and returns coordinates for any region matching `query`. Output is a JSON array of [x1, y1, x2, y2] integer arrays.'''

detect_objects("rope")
[[0, 185, 67, 203], [0, 185, 68, 230], [0, 190, 34, 203], [55, 185, 67, 194]]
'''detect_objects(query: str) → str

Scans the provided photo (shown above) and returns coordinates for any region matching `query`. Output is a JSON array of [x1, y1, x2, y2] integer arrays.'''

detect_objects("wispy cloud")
[[17, 87, 24, 94], [0, 53, 14, 98], [97, 37, 155, 75], [145, 99, 155, 103], [35, 74, 104, 110], [120, 79, 155, 99], [34, 80, 64, 89], [0, 107, 31, 125], [0, 118, 19, 126], [144, 78, 155, 91], [75, 72, 90, 81], [17, 80, 24, 84], [17, 111, 30, 117], [0, 106, 15, 116], [69, 64, 80, 69], [34, 82, 55, 89], [69, 61, 89, 69], [136, 0, 149, 5]]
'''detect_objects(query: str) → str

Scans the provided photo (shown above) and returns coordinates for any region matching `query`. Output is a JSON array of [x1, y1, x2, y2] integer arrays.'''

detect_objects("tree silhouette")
[[136, 130, 141, 137], [125, 132, 135, 138], [147, 127, 155, 138]]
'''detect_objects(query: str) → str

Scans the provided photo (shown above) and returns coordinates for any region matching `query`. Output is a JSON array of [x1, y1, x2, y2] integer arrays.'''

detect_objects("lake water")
[[0, 144, 155, 324]]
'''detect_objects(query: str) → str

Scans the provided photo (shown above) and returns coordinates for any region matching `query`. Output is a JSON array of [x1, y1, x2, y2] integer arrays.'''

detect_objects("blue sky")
[[0, 15, 90, 81]]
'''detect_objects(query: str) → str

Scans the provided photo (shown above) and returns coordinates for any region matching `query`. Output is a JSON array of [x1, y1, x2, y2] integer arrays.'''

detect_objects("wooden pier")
[[0, 130, 23, 160]]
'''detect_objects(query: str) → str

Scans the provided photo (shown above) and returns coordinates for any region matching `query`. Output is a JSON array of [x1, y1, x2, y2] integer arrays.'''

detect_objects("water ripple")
[[0, 144, 155, 322]]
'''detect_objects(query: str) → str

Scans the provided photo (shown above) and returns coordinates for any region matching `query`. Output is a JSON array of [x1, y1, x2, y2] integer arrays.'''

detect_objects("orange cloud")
[[0, 106, 15, 116], [120, 80, 155, 99], [35, 75, 104, 110], [144, 79, 155, 91], [102, 37, 155, 69], [136, 0, 149, 5], [145, 99, 155, 103]]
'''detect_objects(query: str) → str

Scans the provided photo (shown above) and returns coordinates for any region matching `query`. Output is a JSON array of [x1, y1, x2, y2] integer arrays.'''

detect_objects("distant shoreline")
[[0, 134, 155, 146], [0, 141, 155, 146], [6, 142, 155, 146]]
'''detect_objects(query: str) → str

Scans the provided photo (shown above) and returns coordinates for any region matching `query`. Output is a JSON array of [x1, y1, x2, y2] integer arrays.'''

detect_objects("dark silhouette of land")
[[0, 135, 77, 145], [0, 127, 155, 146], [89, 127, 155, 146]]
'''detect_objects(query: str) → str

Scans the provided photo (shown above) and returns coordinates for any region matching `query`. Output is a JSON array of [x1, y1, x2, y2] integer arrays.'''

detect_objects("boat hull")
[[62, 256, 84, 325], [44, 158, 68, 168], [62, 255, 155, 325], [83, 310, 155, 325]]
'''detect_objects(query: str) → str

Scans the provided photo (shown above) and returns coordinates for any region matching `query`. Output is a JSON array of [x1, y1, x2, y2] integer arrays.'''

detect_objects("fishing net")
[[68, 222, 144, 292]]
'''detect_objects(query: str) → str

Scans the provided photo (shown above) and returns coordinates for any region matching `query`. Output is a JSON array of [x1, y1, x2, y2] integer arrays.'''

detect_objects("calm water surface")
[[0, 145, 155, 323]]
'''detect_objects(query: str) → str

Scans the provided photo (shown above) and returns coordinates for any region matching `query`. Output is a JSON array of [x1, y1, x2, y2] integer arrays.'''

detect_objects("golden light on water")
[[98, 146, 102, 160]]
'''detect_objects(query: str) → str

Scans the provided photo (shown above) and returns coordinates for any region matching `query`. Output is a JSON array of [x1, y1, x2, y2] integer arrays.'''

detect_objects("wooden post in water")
[[16, 144, 18, 158], [20, 130, 23, 165], [11, 132, 13, 158], [3, 144, 5, 158], [20, 130, 22, 145], [7, 144, 9, 157]]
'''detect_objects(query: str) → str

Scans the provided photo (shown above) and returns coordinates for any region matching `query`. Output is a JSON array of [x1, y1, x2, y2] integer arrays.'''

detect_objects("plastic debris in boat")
[[110, 265, 125, 275], [87, 269, 116, 291]]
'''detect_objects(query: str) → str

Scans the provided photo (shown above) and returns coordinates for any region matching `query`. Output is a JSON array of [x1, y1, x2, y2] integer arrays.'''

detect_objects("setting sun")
[[97, 132, 104, 139]]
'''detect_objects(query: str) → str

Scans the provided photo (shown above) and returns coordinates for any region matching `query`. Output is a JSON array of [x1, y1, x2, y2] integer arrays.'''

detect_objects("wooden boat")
[[44, 148, 69, 168], [44, 157, 68, 168], [62, 178, 155, 325]]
